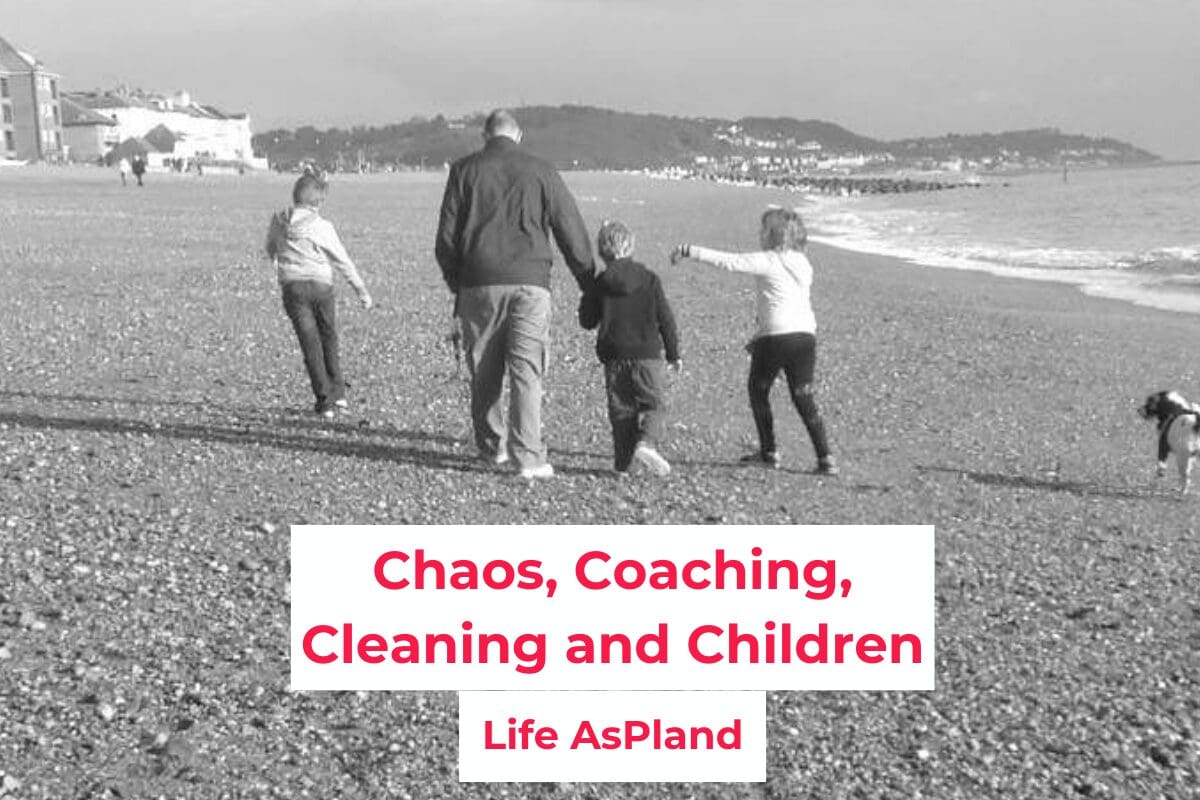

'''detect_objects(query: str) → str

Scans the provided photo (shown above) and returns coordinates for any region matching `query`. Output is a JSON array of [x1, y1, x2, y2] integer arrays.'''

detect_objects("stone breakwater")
[[645, 168, 989, 195], [763, 173, 984, 195], [708, 172, 984, 195]]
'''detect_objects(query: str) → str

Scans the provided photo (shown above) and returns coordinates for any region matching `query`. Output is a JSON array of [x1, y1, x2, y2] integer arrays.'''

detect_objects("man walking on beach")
[[435, 109, 595, 479]]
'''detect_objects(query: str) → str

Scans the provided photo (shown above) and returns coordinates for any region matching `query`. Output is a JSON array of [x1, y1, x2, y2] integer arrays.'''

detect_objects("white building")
[[64, 87, 262, 167], [60, 95, 116, 162]]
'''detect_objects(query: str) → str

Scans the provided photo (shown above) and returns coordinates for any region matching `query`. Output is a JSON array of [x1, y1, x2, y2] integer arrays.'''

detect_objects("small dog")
[[1139, 390, 1200, 495]]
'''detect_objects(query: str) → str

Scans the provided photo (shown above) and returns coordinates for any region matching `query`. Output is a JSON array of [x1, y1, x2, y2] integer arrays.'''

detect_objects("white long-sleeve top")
[[688, 245, 817, 338]]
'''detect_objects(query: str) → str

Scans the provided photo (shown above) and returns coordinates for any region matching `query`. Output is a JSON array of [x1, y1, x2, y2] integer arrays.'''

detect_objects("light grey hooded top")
[[265, 205, 367, 296]]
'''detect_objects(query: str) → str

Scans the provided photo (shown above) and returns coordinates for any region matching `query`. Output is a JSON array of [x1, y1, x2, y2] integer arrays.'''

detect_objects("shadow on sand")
[[0, 409, 611, 479], [0, 387, 223, 412], [0, 389, 748, 476], [916, 464, 1155, 501]]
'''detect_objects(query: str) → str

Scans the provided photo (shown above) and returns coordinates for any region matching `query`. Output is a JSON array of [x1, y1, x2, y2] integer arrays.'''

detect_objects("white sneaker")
[[633, 443, 671, 477], [518, 463, 555, 480], [333, 399, 349, 410]]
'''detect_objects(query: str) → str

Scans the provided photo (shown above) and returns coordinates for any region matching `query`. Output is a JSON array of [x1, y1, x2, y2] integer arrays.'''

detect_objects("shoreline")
[[808, 232, 1200, 318], [629, 165, 1200, 320], [807, 237, 1200, 323]]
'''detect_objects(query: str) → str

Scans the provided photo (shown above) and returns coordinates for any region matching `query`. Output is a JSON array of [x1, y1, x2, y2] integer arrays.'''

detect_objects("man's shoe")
[[518, 463, 554, 480], [314, 402, 335, 420], [815, 456, 839, 476], [333, 398, 349, 410], [633, 442, 671, 477], [740, 451, 781, 468]]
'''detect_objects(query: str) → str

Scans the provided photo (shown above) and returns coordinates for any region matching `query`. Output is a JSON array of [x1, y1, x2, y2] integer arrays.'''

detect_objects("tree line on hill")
[[251, 105, 1160, 173]]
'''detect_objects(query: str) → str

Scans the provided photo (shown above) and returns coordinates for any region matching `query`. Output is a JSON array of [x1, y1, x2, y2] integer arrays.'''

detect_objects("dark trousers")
[[747, 332, 831, 459], [605, 359, 666, 471], [282, 280, 343, 409]]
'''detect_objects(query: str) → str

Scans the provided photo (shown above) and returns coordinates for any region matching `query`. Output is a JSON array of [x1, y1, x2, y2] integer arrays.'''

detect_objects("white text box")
[[459, 691, 765, 782], [290, 525, 934, 691]]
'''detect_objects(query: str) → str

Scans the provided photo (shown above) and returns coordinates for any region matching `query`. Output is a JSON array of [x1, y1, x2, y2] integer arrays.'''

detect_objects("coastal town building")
[[64, 87, 264, 168], [60, 95, 118, 162], [0, 34, 64, 162]]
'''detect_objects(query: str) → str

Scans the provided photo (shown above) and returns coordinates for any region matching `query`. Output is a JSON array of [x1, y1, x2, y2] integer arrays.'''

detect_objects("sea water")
[[800, 163, 1200, 315]]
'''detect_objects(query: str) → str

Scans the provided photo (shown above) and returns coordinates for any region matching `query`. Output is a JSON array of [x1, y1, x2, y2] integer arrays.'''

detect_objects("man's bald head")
[[483, 109, 522, 143]]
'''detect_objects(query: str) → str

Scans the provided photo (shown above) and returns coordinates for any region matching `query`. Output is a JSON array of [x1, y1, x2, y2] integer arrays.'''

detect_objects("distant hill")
[[734, 116, 888, 154], [889, 127, 1160, 164], [494, 106, 728, 170], [252, 105, 1159, 172]]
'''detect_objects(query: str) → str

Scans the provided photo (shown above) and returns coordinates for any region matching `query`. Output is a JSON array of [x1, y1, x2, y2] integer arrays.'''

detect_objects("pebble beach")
[[0, 167, 1196, 798]]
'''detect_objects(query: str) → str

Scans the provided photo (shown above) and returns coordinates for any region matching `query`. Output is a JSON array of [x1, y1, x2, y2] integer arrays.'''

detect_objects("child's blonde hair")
[[760, 207, 807, 250], [597, 220, 635, 261], [293, 173, 328, 206]]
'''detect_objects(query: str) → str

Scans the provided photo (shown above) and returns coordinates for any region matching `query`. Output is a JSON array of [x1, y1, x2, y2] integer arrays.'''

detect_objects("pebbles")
[[0, 170, 1197, 799]]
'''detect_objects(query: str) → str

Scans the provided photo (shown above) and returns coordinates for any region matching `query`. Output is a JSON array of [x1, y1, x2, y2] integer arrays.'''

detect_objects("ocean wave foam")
[[787, 163, 1200, 315], [809, 232, 1200, 316], [806, 204, 1200, 274]]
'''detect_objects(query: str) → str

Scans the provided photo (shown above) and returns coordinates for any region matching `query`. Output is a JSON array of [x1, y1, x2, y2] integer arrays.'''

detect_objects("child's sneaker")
[[740, 450, 781, 468], [814, 455, 839, 476], [633, 442, 671, 477], [518, 463, 555, 480]]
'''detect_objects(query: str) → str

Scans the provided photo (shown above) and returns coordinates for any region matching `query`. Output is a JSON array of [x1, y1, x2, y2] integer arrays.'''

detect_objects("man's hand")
[[668, 244, 690, 265], [359, 290, 374, 310]]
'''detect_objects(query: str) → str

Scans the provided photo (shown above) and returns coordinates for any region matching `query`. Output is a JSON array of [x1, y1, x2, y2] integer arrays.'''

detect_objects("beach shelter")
[[105, 137, 159, 165], [143, 124, 177, 154]]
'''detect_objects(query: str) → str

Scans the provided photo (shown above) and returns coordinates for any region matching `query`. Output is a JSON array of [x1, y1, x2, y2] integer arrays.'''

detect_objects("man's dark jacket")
[[435, 136, 594, 292], [578, 257, 680, 363]]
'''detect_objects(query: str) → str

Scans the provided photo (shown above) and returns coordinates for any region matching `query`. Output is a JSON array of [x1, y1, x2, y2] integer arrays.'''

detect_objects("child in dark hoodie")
[[265, 174, 373, 418], [579, 221, 681, 476]]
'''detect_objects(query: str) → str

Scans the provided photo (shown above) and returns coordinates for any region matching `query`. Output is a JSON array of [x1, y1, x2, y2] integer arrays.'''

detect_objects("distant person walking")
[[117, 157, 130, 187], [670, 207, 838, 475], [265, 173, 373, 418], [131, 155, 146, 187], [435, 109, 595, 479]]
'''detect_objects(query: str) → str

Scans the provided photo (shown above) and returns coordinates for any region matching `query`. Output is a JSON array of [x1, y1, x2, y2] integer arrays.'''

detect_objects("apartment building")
[[0, 34, 64, 161]]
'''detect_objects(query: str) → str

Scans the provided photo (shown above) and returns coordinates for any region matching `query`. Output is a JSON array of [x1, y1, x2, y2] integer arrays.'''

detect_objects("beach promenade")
[[0, 168, 1195, 798]]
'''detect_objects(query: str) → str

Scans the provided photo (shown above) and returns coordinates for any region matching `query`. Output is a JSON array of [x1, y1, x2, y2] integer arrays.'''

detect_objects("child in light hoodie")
[[265, 174, 373, 418]]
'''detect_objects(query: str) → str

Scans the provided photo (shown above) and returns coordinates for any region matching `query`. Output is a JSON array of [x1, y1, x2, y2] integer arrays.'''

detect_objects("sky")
[[5, 0, 1199, 159]]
